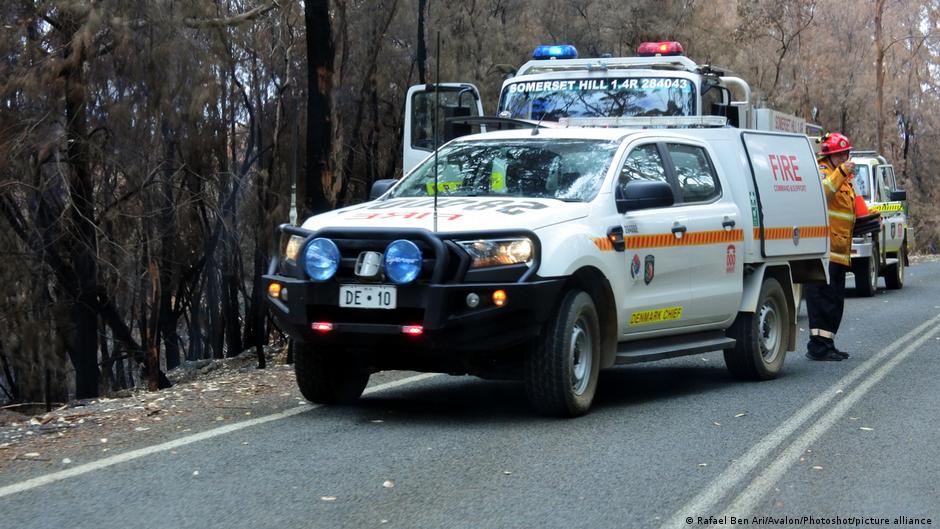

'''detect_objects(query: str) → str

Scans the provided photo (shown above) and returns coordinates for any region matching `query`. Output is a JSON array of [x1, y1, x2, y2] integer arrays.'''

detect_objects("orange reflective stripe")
[[592, 237, 614, 251], [755, 225, 829, 240], [620, 228, 744, 249]]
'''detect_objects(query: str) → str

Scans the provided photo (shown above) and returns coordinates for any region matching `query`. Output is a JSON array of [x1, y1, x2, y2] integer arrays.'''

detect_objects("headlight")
[[303, 238, 340, 281], [284, 235, 304, 262], [458, 238, 534, 268], [384, 239, 423, 284]]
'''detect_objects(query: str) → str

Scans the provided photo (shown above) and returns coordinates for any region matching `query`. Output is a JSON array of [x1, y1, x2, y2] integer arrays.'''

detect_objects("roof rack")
[[849, 150, 889, 164], [516, 55, 701, 76]]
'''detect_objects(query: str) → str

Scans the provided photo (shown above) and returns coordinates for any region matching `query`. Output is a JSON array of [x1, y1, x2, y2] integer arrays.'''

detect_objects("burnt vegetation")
[[1, 0, 939, 403]]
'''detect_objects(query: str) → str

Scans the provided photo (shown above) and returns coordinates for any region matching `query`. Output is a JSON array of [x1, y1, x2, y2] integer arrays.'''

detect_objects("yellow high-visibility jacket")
[[818, 160, 856, 266]]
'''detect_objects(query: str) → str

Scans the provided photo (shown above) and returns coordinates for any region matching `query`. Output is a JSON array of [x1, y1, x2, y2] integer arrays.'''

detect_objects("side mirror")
[[889, 189, 906, 202], [369, 179, 397, 201], [616, 181, 675, 213]]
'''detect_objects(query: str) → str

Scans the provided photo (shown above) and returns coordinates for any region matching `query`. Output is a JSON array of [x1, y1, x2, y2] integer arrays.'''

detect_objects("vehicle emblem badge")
[[355, 251, 383, 278], [644, 255, 655, 285], [726, 245, 736, 274], [792, 227, 800, 246], [630, 254, 641, 279]]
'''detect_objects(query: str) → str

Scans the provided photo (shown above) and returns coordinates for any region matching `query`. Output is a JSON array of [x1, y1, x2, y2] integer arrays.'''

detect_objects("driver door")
[[617, 142, 692, 335]]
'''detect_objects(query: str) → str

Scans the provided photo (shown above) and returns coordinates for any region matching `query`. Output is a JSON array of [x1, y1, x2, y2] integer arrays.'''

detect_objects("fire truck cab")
[[403, 41, 807, 174]]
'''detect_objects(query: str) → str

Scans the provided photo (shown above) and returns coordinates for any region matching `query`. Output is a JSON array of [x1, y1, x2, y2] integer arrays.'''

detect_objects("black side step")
[[615, 331, 736, 365]]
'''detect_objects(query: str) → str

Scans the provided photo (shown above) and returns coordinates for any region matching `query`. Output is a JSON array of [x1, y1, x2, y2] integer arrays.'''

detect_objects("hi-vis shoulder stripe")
[[870, 202, 903, 213], [593, 229, 744, 252], [828, 209, 855, 221], [752, 226, 828, 240]]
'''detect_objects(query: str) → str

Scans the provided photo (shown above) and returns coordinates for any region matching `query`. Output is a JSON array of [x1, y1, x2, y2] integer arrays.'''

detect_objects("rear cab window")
[[665, 143, 720, 203]]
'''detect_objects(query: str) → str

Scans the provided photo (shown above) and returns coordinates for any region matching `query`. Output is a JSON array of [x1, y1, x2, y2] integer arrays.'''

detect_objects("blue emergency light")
[[533, 44, 578, 60]]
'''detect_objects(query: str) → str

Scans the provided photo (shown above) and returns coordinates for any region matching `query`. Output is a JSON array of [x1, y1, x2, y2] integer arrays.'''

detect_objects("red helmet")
[[818, 132, 853, 156]]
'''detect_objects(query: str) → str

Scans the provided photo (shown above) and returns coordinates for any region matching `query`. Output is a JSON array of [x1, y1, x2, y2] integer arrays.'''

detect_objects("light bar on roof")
[[558, 116, 728, 128], [637, 41, 685, 57], [533, 44, 578, 60]]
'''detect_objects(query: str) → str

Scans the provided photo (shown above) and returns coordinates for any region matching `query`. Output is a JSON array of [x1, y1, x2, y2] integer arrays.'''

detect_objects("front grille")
[[329, 237, 464, 284]]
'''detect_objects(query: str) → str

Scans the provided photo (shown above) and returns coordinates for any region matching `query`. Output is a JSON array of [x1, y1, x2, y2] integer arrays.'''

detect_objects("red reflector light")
[[637, 41, 684, 57], [311, 322, 334, 333], [402, 325, 424, 336]]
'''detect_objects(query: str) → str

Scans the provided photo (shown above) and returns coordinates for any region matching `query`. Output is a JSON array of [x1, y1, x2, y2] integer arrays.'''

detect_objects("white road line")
[[0, 372, 440, 499], [659, 311, 940, 529], [717, 321, 940, 523]]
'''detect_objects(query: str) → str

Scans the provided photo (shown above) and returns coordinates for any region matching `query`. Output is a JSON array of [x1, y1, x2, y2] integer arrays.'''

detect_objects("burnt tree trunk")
[[62, 21, 100, 399], [159, 122, 182, 370], [874, 0, 886, 154], [304, 0, 335, 216], [417, 0, 428, 84]]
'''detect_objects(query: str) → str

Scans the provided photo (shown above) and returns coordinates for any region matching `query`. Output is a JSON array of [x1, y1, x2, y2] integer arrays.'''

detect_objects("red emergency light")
[[401, 325, 424, 336], [637, 41, 684, 57], [311, 322, 334, 333]]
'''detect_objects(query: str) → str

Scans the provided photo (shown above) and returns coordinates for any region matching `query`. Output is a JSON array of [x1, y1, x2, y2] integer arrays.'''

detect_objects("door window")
[[852, 164, 871, 200], [666, 143, 720, 203], [876, 166, 891, 203], [410, 89, 482, 151], [885, 166, 898, 191], [617, 144, 668, 197]]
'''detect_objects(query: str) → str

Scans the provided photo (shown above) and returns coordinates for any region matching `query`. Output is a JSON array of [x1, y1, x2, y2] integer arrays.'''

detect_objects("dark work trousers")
[[805, 262, 848, 355]]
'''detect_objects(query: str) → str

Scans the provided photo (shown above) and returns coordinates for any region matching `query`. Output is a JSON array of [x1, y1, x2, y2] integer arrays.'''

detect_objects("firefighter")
[[806, 132, 856, 361]]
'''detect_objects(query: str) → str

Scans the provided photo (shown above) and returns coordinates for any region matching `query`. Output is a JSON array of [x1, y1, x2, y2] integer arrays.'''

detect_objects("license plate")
[[339, 285, 396, 309]]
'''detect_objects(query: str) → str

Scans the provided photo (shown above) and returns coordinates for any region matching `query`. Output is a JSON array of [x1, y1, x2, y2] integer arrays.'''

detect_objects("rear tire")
[[724, 277, 789, 380], [294, 343, 369, 404], [884, 243, 905, 290], [524, 290, 601, 417], [853, 239, 879, 297]]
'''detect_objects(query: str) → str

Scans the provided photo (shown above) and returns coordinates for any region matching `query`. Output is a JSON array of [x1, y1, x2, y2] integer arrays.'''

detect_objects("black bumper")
[[264, 274, 565, 352], [264, 225, 565, 355]]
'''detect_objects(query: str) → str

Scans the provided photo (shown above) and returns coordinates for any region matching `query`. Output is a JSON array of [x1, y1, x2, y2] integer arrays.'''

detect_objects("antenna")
[[433, 31, 441, 232], [290, 98, 299, 225]]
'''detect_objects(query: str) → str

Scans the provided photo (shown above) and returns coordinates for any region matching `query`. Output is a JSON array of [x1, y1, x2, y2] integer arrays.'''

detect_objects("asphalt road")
[[3, 260, 940, 529]]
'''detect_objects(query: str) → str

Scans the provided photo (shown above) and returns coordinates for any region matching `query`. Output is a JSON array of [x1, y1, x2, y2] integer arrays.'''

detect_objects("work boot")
[[805, 350, 844, 361], [833, 349, 850, 359]]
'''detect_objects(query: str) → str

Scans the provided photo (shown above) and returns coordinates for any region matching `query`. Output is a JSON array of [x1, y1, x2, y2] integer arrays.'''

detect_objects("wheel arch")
[[739, 263, 798, 352], [563, 266, 619, 368]]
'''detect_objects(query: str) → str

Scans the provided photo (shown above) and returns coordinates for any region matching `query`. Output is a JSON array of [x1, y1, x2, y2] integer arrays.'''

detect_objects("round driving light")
[[466, 293, 480, 308], [384, 240, 422, 284], [303, 238, 340, 281], [280, 287, 289, 302]]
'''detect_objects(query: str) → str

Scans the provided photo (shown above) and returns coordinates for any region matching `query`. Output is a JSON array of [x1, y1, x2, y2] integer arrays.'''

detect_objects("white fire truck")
[[848, 151, 911, 296], [263, 42, 830, 417]]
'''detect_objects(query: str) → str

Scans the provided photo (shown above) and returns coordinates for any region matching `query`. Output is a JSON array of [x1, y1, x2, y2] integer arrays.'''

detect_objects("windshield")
[[388, 139, 620, 202], [851, 164, 871, 200], [498, 77, 697, 120]]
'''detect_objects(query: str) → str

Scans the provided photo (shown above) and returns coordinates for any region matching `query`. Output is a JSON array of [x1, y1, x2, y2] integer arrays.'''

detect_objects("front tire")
[[525, 290, 601, 417], [724, 277, 789, 380], [853, 239, 879, 297], [294, 343, 370, 404], [884, 243, 905, 290]]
